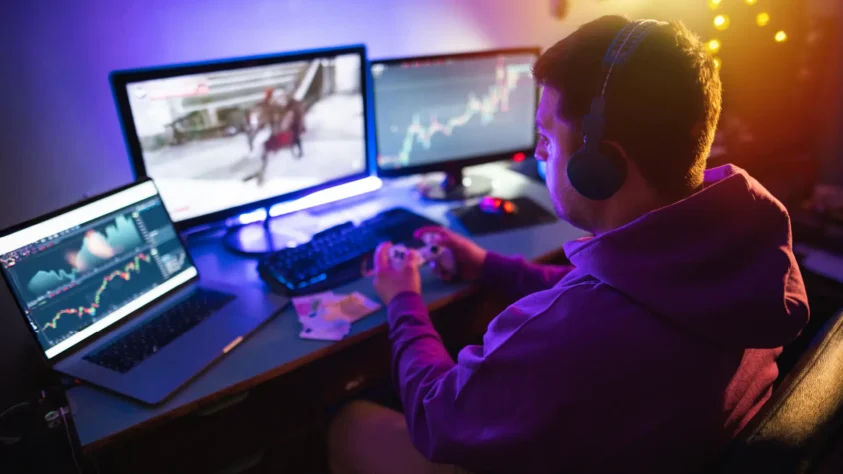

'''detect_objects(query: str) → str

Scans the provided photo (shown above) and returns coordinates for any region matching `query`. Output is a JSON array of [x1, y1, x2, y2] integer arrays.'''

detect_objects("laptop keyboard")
[[83, 288, 236, 374]]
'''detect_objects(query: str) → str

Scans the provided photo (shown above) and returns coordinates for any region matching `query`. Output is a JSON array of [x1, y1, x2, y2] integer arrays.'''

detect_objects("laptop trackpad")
[[56, 282, 286, 405]]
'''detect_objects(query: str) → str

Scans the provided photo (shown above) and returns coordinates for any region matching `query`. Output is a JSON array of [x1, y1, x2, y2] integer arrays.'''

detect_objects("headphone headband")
[[568, 19, 667, 201], [582, 19, 665, 152], [597, 19, 665, 99]]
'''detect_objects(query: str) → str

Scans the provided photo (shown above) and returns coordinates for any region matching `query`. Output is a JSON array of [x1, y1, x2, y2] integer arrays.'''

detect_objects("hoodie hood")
[[564, 164, 809, 349]]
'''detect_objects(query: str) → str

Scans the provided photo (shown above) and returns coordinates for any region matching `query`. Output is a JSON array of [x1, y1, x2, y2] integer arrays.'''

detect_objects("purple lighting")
[[231, 176, 382, 225], [236, 208, 268, 225], [269, 176, 382, 218]]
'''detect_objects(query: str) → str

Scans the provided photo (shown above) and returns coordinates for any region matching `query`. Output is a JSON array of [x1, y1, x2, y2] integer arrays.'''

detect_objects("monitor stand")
[[223, 217, 310, 255], [509, 156, 545, 182], [420, 168, 492, 201]]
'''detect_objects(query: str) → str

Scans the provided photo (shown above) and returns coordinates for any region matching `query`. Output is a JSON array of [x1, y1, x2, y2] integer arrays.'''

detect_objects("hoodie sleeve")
[[386, 288, 596, 473], [480, 251, 573, 300]]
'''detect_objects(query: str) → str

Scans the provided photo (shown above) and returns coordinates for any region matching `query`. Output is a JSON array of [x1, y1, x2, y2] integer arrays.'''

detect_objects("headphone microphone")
[[566, 19, 666, 200]]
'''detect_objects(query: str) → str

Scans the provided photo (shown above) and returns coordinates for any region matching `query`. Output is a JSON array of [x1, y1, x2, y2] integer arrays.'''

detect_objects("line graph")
[[41, 252, 153, 331], [393, 57, 533, 166], [25, 214, 143, 298], [29, 268, 79, 293]]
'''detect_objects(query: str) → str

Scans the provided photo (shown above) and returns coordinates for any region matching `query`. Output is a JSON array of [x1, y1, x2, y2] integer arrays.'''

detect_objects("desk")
[[66, 163, 587, 470]]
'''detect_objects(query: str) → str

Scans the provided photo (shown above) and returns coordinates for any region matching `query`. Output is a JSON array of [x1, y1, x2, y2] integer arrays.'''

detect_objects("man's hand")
[[373, 242, 422, 305], [414, 227, 487, 282]]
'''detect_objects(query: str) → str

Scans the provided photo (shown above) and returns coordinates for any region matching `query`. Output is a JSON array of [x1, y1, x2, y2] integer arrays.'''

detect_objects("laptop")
[[0, 180, 288, 404]]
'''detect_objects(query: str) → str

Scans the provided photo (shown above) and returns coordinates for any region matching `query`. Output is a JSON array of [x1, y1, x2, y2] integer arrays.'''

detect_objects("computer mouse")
[[479, 197, 518, 215]]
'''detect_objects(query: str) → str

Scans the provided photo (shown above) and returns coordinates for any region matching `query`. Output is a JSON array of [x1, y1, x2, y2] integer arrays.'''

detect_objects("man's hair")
[[533, 16, 722, 198]]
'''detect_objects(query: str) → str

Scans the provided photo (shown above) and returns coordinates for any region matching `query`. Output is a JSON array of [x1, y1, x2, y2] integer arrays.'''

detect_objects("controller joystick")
[[420, 232, 442, 247], [387, 244, 412, 271], [386, 238, 457, 276], [418, 232, 456, 275], [419, 243, 456, 276]]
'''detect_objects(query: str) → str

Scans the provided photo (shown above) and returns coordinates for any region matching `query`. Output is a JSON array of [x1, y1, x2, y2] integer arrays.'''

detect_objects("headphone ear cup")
[[567, 142, 628, 200]]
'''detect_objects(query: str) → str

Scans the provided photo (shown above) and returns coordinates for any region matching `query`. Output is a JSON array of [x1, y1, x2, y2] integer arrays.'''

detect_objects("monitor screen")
[[112, 47, 368, 224], [0, 181, 197, 359], [372, 49, 538, 173]]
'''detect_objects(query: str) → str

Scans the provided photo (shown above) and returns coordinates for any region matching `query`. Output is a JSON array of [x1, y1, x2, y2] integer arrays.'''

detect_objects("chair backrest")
[[709, 309, 843, 473]]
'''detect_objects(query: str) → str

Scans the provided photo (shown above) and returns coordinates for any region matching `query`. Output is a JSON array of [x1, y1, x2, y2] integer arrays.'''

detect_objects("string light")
[[713, 14, 730, 31], [775, 30, 788, 42], [756, 12, 770, 27], [707, 39, 721, 53]]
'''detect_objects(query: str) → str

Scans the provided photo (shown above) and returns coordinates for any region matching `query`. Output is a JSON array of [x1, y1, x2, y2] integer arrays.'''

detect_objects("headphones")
[[567, 19, 666, 200]]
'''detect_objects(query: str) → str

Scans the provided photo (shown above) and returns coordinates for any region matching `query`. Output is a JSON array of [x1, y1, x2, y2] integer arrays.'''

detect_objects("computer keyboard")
[[84, 288, 235, 373], [258, 207, 440, 295]]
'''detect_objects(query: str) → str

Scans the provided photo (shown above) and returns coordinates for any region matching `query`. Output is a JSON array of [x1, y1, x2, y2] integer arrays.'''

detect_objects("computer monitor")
[[371, 47, 540, 200], [0, 180, 196, 359], [110, 45, 372, 232]]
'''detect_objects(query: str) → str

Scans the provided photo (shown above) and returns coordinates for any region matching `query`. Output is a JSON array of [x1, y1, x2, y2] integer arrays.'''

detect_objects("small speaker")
[[550, 0, 569, 19]]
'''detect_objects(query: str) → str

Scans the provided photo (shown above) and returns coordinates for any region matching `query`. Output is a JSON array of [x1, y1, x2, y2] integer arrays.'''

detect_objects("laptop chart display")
[[0, 183, 197, 359]]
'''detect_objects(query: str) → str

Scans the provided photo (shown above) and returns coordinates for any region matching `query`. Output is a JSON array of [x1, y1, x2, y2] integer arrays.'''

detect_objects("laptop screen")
[[0, 181, 198, 360]]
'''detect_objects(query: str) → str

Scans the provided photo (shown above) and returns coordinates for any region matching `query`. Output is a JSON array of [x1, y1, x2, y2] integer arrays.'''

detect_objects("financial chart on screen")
[[0, 193, 193, 357], [372, 52, 537, 170]]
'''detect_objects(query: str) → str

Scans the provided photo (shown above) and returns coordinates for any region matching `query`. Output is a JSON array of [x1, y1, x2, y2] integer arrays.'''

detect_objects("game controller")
[[387, 232, 457, 276]]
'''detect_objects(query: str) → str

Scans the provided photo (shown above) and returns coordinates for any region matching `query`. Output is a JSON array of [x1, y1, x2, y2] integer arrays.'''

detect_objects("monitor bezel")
[[370, 46, 541, 178], [0, 179, 200, 363], [110, 44, 372, 231]]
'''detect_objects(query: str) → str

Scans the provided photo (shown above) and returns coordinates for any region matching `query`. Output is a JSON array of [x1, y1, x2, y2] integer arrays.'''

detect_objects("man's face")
[[535, 87, 587, 228]]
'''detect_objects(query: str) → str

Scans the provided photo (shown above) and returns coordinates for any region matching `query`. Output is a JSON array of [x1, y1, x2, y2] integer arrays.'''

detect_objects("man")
[[259, 88, 305, 160], [282, 91, 306, 158], [243, 88, 281, 185], [328, 16, 809, 474], [244, 88, 280, 152], [243, 88, 302, 184]]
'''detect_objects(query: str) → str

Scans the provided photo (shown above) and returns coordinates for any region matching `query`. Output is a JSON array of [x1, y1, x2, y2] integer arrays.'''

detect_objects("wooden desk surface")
[[66, 163, 588, 450]]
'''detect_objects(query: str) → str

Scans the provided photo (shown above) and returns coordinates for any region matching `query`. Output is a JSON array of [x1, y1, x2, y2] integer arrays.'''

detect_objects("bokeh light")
[[775, 30, 788, 42], [757, 12, 770, 27], [714, 15, 730, 31], [745, 0, 757, 5], [708, 0, 722, 10], [713, 57, 722, 70], [708, 39, 721, 53]]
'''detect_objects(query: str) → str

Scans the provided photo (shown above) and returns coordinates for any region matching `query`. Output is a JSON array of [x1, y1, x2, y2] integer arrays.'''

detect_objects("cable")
[[0, 402, 30, 420], [0, 401, 29, 447], [59, 407, 82, 474]]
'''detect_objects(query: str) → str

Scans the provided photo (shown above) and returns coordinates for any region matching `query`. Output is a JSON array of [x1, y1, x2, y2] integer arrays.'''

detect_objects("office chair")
[[709, 308, 843, 473]]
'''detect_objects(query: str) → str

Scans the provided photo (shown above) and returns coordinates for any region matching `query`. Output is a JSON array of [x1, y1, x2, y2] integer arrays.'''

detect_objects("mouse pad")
[[449, 197, 558, 236]]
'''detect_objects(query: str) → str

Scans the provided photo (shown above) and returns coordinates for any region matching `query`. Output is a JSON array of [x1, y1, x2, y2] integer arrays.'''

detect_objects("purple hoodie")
[[386, 165, 809, 474]]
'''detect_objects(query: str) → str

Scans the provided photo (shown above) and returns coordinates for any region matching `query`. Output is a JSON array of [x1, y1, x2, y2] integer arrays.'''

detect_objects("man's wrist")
[[473, 251, 489, 280], [386, 291, 429, 326], [479, 251, 520, 287], [389, 290, 421, 305]]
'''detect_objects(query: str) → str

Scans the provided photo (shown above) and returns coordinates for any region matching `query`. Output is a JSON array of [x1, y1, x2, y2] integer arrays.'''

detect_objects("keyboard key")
[[84, 288, 235, 373], [259, 207, 439, 295]]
